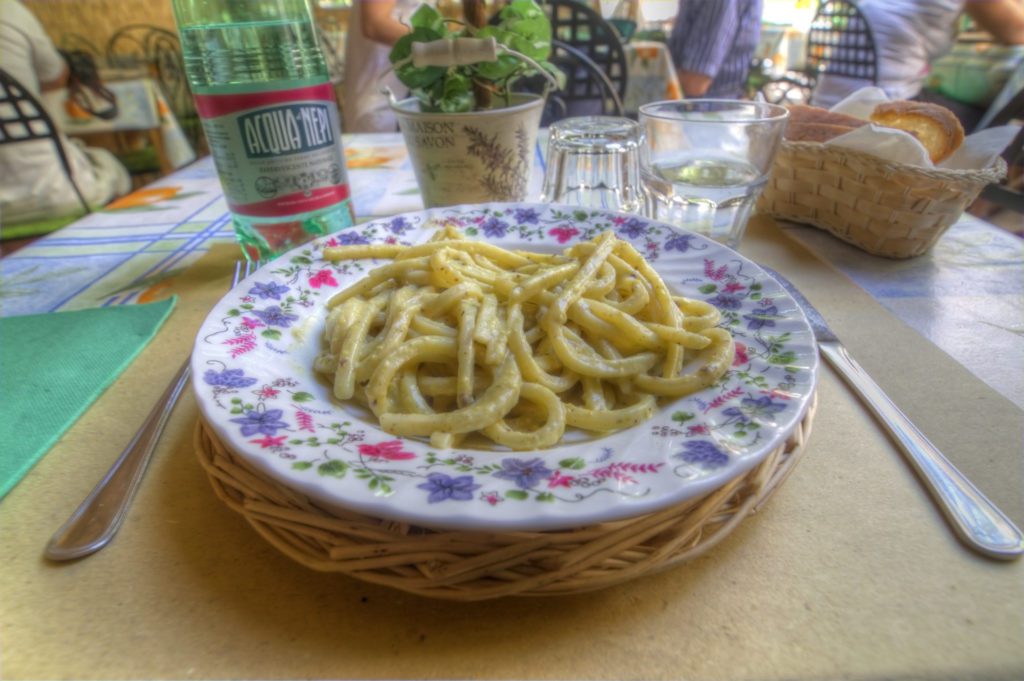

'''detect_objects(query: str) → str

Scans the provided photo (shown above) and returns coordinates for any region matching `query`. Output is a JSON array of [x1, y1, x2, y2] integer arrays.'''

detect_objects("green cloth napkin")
[[0, 298, 176, 500]]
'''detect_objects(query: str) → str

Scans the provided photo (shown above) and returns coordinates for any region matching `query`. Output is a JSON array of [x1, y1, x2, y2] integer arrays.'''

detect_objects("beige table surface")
[[2, 217, 1022, 681]]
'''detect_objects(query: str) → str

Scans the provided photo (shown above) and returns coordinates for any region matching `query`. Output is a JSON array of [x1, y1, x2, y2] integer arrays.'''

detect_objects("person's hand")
[[677, 69, 712, 97]]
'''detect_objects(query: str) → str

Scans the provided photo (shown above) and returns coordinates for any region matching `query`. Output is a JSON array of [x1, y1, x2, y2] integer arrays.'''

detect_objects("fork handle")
[[44, 359, 192, 561], [820, 341, 1023, 561]]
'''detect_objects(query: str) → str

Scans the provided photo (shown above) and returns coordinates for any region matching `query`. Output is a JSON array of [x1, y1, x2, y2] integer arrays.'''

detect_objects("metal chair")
[[0, 69, 91, 223], [544, 0, 628, 105], [105, 25, 204, 154], [752, 0, 877, 105], [805, 0, 878, 84], [58, 33, 102, 59], [532, 40, 625, 125]]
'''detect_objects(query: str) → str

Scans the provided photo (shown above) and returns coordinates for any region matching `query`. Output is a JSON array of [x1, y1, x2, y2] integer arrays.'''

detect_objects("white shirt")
[[0, 0, 127, 223], [341, 0, 420, 133], [813, 0, 965, 107]]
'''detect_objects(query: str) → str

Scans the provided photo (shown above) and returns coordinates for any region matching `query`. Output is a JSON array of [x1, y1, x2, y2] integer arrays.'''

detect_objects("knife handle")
[[819, 341, 1023, 560]]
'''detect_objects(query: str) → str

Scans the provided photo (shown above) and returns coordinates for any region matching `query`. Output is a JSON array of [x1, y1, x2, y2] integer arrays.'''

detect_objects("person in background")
[[342, 0, 419, 133], [667, 0, 764, 98], [812, 0, 1024, 109], [0, 0, 130, 226]]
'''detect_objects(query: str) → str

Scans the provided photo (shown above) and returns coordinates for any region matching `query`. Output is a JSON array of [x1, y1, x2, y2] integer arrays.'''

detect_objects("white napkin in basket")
[[818, 87, 1017, 171]]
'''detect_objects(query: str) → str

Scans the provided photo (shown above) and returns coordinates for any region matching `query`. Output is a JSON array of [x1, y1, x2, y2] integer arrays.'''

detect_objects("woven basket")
[[757, 141, 1006, 258], [193, 393, 816, 601]]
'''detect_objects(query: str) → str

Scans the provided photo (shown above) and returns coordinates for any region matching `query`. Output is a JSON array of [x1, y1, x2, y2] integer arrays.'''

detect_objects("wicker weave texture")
[[193, 394, 816, 601], [758, 142, 1006, 258]]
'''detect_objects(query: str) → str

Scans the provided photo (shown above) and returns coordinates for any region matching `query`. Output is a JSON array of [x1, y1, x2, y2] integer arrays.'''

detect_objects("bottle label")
[[193, 82, 350, 218]]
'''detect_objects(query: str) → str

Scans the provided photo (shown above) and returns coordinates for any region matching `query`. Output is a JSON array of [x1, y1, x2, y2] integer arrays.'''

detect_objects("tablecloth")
[[1, 216, 1020, 680]]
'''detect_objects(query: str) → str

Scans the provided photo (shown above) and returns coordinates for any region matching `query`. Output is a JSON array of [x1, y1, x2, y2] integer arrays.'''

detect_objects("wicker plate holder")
[[757, 141, 1006, 259], [194, 393, 816, 601]]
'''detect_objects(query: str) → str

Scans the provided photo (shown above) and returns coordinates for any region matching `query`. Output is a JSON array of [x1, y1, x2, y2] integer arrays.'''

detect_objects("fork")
[[45, 260, 255, 561]]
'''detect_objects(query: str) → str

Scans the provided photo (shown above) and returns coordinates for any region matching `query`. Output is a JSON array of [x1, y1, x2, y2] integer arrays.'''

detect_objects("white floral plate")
[[192, 203, 819, 531]]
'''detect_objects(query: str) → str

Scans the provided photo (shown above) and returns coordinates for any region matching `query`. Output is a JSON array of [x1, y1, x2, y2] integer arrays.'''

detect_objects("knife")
[[762, 266, 1023, 561]]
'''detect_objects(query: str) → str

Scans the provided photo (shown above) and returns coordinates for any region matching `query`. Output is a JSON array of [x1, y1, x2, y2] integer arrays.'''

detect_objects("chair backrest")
[[58, 33, 102, 59], [545, 0, 628, 101], [0, 69, 90, 214], [805, 0, 878, 83], [106, 25, 204, 153], [546, 40, 625, 124]]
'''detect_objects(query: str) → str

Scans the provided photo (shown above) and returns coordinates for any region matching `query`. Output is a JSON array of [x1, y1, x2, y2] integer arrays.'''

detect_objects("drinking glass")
[[638, 100, 788, 249], [541, 116, 643, 213]]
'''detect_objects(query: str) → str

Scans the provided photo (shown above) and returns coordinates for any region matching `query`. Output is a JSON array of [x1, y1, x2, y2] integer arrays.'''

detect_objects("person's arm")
[[4, 0, 68, 89], [39, 63, 69, 92], [359, 0, 411, 47], [677, 71, 713, 98], [965, 0, 1024, 45], [668, 0, 741, 97]]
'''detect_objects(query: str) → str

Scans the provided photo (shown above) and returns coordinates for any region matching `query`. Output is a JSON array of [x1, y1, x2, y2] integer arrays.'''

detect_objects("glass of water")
[[541, 116, 643, 213], [637, 100, 788, 249]]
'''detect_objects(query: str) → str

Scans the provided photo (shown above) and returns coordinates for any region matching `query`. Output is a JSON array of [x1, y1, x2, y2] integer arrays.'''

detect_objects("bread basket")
[[757, 140, 1006, 258]]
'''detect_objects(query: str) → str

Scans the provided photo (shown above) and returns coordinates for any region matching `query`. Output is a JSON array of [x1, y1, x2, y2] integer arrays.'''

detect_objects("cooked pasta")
[[315, 229, 734, 450]]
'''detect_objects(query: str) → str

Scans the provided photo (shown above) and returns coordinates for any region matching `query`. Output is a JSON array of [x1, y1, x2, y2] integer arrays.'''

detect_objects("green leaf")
[[501, 0, 546, 21], [317, 460, 348, 478], [261, 328, 281, 340], [768, 351, 797, 365], [392, 28, 447, 90], [473, 50, 521, 82], [558, 457, 586, 470], [292, 391, 314, 402], [698, 284, 718, 294], [439, 72, 474, 113], [672, 411, 695, 423], [290, 256, 312, 265], [505, 489, 529, 500], [409, 4, 446, 31], [292, 461, 313, 470], [536, 492, 555, 502]]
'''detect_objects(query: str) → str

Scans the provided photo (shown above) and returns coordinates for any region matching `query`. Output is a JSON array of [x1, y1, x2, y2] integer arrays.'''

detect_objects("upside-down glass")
[[540, 116, 643, 213], [638, 100, 788, 249]]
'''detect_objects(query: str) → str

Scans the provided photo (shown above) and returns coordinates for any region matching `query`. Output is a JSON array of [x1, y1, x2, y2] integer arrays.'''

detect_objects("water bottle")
[[171, 0, 354, 261]]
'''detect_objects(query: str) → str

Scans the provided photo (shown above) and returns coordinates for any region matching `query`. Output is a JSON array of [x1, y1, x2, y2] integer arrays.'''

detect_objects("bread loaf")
[[782, 101, 965, 164], [783, 104, 867, 142], [869, 101, 965, 163]]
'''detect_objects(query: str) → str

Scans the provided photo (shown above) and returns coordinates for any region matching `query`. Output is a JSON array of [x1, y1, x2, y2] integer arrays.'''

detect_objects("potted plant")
[[387, 0, 559, 207]]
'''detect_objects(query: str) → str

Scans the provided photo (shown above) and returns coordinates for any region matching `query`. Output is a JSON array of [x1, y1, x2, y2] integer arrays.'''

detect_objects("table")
[[1, 133, 1022, 680], [623, 41, 682, 115], [41, 77, 197, 173]]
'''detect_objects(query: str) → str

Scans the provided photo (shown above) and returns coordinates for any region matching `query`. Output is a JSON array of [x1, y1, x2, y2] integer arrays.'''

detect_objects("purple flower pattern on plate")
[[191, 204, 818, 530]]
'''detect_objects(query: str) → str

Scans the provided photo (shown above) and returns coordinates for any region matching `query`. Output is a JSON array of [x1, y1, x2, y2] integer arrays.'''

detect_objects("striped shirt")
[[668, 0, 764, 98]]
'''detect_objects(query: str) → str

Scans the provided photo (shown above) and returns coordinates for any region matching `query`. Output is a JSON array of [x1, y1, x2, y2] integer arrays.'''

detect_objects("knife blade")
[[762, 266, 1023, 561]]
